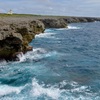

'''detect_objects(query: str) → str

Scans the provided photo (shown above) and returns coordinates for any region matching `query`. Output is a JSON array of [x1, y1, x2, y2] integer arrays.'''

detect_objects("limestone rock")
[[0, 20, 45, 61], [40, 18, 67, 28]]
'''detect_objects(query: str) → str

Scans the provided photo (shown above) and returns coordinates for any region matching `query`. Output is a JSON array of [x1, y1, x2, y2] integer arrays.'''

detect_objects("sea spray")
[[0, 60, 7, 67], [17, 52, 26, 62]]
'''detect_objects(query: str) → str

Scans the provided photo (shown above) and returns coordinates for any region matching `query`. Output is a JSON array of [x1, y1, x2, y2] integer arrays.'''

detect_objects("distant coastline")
[[0, 13, 100, 27], [0, 13, 100, 61]]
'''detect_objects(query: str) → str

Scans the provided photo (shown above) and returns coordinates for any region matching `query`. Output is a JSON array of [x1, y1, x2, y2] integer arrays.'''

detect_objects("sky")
[[0, 0, 100, 17]]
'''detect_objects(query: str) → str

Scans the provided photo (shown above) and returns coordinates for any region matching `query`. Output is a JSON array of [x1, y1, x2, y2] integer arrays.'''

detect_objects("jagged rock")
[[0, 20, 45, 61], [30, 20, 45, 33], [63, 17, 100, 23], [25, 46, 33, 52], [40, 18, 67, 28]]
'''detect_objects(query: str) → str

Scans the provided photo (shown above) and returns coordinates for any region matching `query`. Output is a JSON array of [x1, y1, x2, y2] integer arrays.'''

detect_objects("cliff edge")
[[0, 15, 100, 61], [0, 20, 45, 61]]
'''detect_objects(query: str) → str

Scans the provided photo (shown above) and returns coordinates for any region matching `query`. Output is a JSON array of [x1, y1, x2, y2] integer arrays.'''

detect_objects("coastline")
[[0, 14, 100, 61]]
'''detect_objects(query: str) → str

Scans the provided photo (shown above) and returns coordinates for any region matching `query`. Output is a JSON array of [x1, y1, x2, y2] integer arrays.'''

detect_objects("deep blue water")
[[0, 22, 100, 100]]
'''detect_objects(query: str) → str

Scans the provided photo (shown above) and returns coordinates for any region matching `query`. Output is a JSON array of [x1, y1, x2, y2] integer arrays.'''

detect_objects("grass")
[[0, 13, 42, 17], [0, 13, 69, 18], [0, 13, 99, 19]]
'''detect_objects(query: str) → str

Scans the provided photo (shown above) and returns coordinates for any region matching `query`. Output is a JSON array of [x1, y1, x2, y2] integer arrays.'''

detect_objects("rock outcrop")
[[63, 17, 100, 23], [0, 20, 45, 61], [40, 18, 67, 28]]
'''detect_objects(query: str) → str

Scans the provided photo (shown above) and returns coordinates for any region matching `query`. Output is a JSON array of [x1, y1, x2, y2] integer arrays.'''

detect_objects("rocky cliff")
[[0, 20, 45, 61], [40, 18, 67, 28], [63, 17, 100, 23], [0, 15, 100, 61]]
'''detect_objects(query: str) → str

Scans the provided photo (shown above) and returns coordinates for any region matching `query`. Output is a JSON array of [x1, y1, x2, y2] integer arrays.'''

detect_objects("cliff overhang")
[[0, 20, 45, 61]]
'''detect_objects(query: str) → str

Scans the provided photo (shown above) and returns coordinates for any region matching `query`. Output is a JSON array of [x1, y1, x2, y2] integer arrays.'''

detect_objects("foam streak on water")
[[35, 32, 56, 38], [68, 25, 80, 29]]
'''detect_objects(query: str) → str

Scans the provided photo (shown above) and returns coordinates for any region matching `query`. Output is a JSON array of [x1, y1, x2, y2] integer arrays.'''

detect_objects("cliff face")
[[0, 15, 100, 61], [40, 19, 67, 28], [63, 17, 100, 23], [0, 20, 45, 61]]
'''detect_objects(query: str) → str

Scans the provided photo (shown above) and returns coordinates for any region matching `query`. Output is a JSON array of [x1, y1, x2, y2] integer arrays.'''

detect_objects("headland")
[[0, 14, 100, 61]]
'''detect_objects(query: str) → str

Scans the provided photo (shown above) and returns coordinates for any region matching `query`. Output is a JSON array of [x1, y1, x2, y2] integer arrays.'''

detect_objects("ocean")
[[0, 22, 100, 100]]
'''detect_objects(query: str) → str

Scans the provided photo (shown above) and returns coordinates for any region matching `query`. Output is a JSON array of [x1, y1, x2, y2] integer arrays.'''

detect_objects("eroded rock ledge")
[[0, 20, 45, 61]]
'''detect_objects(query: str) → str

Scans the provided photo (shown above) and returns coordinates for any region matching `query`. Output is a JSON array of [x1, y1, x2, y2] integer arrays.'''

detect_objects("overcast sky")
[[0, 0, 100, 17]]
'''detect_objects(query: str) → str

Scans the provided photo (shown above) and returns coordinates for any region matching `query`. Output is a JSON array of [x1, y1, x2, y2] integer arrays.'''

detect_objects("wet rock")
[[0, 20, 45, 61], [25, 46, 33, 52]]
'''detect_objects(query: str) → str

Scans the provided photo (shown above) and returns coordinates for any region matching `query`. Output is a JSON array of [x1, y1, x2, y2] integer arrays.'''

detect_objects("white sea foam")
[[17, 47, 60, 62], [68, 25, 80, 29], [17, 48, 46, 62], [32, 48, 46, 54], [0, 60, 8, 70], [17, 48, 47, 62], [36, 25, 80, 38], [31, 78, 65, 100], [45, 29, 53, 32], [30, 78, 98, 100], [0, 78, 99, 100], [17, 52, 26, 62], [0, 85, 24, 97], [24, 48, 47, 60], [55, 25, 80, 31], [35, 32, 56, 38], [0, 60, 7, 66], [45, 26, 80, 31], [56, 28, 67, 30]]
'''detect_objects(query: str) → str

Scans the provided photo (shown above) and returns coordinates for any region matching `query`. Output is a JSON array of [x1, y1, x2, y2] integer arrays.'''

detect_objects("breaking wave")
[[68, 25, 80, 29], [17, 48, 60, 63], [0, 85, 24, 97], [31, 78, 99, 100], [35, 32, 56, 38]]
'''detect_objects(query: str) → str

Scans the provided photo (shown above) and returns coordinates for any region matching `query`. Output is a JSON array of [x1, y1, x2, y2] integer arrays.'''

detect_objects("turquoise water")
[[0, 22, 100, 100]]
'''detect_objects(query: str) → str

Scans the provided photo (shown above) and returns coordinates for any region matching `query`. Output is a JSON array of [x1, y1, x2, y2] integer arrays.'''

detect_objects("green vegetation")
[[0, 13, 99, 19], [0, 13, 42, 17], [0, 13, 69, 18]]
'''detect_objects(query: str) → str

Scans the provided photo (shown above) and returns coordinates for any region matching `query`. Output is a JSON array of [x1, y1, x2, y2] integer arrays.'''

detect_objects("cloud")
[[0, 0, 100, 17]]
